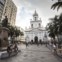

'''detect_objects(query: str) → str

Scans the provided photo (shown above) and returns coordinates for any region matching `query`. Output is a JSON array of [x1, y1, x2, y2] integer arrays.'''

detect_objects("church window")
[[39, 23, 41, 27], [31, 24, 33, 28], [35, 17, 36, 21]]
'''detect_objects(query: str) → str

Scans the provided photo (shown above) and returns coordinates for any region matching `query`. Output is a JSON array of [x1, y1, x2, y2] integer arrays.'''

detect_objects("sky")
[[12, 0, 62, 30]]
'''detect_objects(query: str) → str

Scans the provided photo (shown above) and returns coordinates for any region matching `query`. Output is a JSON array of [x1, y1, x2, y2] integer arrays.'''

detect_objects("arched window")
[[35, 17, 36, 21], [39, 23, 41, 27], [31, 24, 33, 28]]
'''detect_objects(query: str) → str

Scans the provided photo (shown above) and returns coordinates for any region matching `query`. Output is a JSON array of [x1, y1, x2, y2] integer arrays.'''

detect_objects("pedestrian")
[[0, 39, 1, 49], [53, 44, 57, 54], [14, 43, 18, 53], [26, 42, 28, 47], [7, 45, 12, 57]]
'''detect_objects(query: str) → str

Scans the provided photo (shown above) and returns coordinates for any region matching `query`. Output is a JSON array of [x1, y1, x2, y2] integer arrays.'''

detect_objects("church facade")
[[25, 11, 48, 43]]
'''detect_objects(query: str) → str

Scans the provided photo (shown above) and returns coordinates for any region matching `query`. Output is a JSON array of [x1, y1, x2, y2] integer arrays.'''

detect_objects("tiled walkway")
[[0, 44, 62, 62]]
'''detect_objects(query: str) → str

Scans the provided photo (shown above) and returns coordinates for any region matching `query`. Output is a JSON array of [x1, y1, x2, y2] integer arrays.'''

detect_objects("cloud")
[[15, 6, 33, 29], [12, 0, 62, 29]]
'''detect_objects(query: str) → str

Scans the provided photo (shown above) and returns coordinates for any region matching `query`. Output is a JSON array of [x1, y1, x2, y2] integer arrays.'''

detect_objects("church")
[[25, 11, 48, 43]]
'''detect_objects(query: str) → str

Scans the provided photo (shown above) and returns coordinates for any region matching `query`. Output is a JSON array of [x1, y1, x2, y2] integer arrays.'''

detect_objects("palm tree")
[[49, 15, 59, 35], [51, 1, 62, 11], [58, 13, 62, 34], [15, 29, 20, 37], [8, 25, 15, 37], [47, 14, 62, 44], [47, 15, 60, 39], [47, 22, 55, 39]]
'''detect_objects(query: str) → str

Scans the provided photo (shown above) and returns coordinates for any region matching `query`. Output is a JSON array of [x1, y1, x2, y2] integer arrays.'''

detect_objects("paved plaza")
[[0, 44, 62, 62]]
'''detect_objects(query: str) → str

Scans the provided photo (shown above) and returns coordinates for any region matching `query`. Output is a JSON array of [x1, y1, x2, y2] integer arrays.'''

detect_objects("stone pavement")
[[47, 44, 62, 58], [0, 44, 62, 62]]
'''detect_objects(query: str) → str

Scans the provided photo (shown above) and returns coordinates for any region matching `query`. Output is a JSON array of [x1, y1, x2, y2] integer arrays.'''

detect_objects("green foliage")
[[47, 14, 62, 39], [8, 25, 24, 37], [8, 25, 15, 37], [47, 22, 55, 39], [51, 2, 62, 11], [58, 13, 62, 34]]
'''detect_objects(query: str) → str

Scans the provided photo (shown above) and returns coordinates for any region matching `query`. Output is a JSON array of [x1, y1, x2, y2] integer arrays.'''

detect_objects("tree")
[[8, 25, 24, 44], [14, 28, 24, 37], [58, 13, 62, 34], [47, 15, 59, 39], [8, 25, 15, 37], [51, 1, 62, 11], [47, 13, 62, 39], [50, 15, 59, 35], [47, 22, 55, 39], [15, 28, 20, 37]]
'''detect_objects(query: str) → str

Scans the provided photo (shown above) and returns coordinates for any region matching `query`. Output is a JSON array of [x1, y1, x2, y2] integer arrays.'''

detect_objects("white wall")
[[25, 30, 48, 42], [30, 21, 41, 28]]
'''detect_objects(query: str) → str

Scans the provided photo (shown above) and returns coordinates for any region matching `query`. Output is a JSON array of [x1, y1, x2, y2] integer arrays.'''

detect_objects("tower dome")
[[33, 10, 38, 16]]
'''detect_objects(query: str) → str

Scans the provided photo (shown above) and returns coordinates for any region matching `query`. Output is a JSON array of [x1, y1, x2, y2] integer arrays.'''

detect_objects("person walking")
[[26, 42, 28, 47], [7, 45, 12, 57], [53, 44, 57, 54], [14, 43, 18, 53]]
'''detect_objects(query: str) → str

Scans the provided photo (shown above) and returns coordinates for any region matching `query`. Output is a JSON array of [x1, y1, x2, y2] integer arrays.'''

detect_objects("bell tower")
[[30, 10, 42, 28], [33, 10, 38, 21]]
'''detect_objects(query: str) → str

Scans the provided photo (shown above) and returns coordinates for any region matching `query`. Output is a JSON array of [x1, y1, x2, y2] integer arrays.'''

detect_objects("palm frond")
[[51, 2, 62, 10], [51, 2, 60, 10], [57, 2, 62, 11]]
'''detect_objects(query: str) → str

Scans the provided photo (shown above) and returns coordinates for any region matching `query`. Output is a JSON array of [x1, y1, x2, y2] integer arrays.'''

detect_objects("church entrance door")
[[34, 36, 38, 44]]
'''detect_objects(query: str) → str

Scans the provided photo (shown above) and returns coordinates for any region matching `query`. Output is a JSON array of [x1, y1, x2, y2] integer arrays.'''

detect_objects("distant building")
[[0, 0, 6, 22], [25, 11, 48, 43], [2, 0, 17, 26]]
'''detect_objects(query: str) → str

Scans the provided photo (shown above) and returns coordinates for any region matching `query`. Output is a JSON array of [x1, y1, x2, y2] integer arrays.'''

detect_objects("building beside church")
[[0, 0, 6, 22], [25, 11, 48, 43], [2, 0, 17, 26]]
